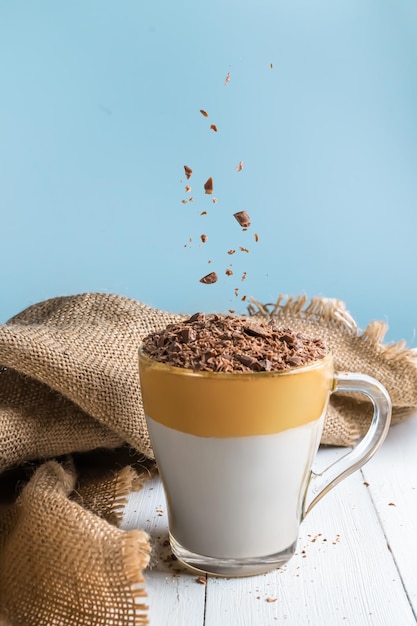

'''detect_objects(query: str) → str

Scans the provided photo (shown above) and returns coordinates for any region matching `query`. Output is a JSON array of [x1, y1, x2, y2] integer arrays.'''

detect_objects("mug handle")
[[302, 372, 392, 517]]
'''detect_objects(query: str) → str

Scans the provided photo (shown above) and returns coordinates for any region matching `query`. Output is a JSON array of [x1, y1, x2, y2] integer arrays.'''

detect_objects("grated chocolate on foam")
[[142, 313, 328, 373]]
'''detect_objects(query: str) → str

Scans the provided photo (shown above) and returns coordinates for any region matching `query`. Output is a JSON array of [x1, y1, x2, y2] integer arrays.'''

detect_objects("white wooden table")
[[122, 411, 417, 625]]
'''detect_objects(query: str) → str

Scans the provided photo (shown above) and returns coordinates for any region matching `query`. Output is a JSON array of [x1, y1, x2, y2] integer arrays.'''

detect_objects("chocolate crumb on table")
[[142, 313, 328, 372]]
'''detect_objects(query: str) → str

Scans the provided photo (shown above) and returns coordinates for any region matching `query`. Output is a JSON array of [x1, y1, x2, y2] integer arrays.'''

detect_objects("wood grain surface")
[[122, 412, 417, 625]]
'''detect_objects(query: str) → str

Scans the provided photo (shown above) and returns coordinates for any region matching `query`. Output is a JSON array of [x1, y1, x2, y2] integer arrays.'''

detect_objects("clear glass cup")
[[139, 349, 391, 577]]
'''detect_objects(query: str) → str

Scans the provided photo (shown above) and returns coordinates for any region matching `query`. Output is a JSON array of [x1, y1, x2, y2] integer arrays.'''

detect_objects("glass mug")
[[138, 349, 391, 577]]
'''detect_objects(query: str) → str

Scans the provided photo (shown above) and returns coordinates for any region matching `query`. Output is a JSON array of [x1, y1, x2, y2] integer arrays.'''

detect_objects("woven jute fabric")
[[248, 294, 417, 445], [0, 292, 416, 625]]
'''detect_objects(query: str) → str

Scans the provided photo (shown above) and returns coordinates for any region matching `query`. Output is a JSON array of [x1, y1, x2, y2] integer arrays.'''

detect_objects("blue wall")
[[1, 1, 416, 344]]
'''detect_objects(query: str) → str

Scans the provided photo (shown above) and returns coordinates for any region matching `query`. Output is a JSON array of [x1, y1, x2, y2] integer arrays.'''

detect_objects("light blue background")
[[1, 1, 416, 344]]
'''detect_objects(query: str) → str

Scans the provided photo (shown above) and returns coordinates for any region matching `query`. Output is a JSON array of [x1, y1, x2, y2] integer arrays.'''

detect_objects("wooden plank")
[[122, 443, 416, 626], [204, 448, 416, 626], [362, 411, 417, 617], [122, 475, 206, 625]]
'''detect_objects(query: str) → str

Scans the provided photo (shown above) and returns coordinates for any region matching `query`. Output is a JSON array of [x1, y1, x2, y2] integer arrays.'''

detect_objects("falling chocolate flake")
[[199, 271, 218, 284], [270, 63, 273, 69], [224, 71, 231, 85], [210, 124, 218, 132], [227, 249, 236, 255], [185, 185, 191, 192], [241, 295, 247, 301], [239, 247, 249, 253], [204, 177, 214, 194], [241, 271, 247, 281], [234, 288, 239, 296], [200, 234, 208, 243], [184, 165, 192, 179], [200, 211, 207, 215], [233, 211, 251, 228], [254, 233, 259, 242], [225, 269, 233, 276], [236, 161, 244, 172], [181, 199, 187, 204], [212, 197, 218, 203], [228, 309, 235, 314], [200, 109, 209, 117]]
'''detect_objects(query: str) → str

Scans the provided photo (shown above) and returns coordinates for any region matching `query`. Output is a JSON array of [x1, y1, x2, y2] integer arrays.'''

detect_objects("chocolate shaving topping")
[[243, 323, 271, 338], [210, 124, 218, 132], [180, 327, 196, 343], [199, 272, 218, 284], [142, 313, 328, 373], [233, 211, 251, 228], [188, 312, 205, 323], [184, 165, 193, 179], [200, 109, 209, 117]]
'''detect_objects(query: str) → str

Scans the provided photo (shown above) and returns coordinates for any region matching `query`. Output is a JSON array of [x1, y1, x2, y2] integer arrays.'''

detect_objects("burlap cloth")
[[0, 292, 416, 625]]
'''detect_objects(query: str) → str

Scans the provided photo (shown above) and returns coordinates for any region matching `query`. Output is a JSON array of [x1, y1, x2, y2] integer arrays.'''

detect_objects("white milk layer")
[[146, 416, 323, 559]]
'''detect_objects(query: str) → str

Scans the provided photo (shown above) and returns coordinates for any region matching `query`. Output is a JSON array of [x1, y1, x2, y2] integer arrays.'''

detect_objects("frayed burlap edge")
[[248, 294, 417, 446], [0, 459, 151, 626], [249, 294, 417, 363]]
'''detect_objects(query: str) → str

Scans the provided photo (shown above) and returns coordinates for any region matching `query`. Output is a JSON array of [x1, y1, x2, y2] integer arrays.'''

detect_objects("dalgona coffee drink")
[[139, 314, 391, 577]]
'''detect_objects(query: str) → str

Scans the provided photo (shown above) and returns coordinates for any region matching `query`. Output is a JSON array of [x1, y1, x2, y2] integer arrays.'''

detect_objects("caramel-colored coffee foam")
[[139, 351, 334, 437]]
